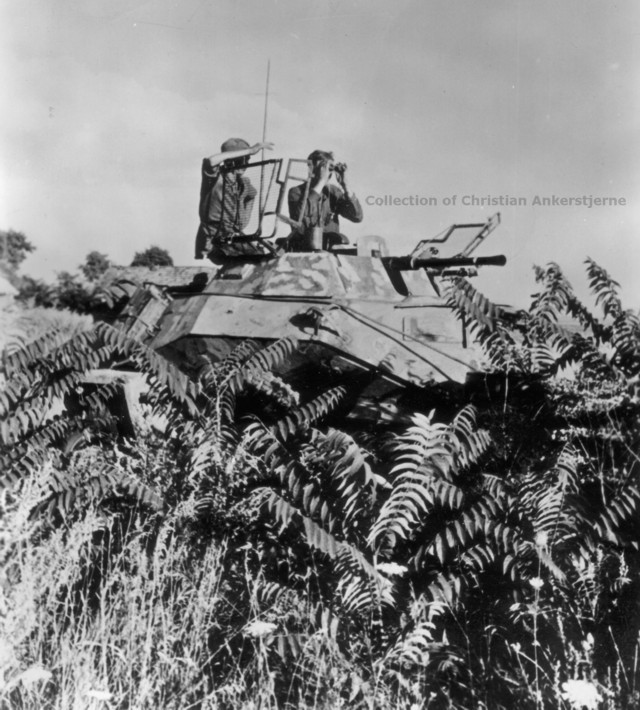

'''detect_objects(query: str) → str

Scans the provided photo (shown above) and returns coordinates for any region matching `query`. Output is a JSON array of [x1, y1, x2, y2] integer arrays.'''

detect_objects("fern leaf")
[[586, 258, 623, 319]]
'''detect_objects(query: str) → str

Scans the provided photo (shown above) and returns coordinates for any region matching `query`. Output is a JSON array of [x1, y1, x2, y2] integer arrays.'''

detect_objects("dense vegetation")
[[0, 258, 638, 709], [12, 244, 173, 313]]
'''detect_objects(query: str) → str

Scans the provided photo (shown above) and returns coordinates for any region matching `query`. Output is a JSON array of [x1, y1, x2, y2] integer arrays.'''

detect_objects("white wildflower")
[[529, 577, 544, 590], [244, 620, 277, 638], [582, 633, 595, 652], [561, 679, 602, 709], [377, 562, 408, 577], [18, 665, 52, 687], [534, 531, 549, 548]]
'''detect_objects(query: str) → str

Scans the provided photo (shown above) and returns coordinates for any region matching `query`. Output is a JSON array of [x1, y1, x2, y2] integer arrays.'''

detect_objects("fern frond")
[[513, 448, 590, 582], [445, 280, 522, 370], [271, 386, 349, 443], [565, 294, 610, 344], [33, 462, 164, 519], [445, 278, 504, 331], [370, 410, 484, 552], [302, 428, 386, 538], [449, 405, 491, 469], [417, 492, 506, 566], [610, 311, 640, 375], [217, 339, 261, 380], [594, 485, 640, 544], [460, 542, 497, 576], [95, 322, 200, 416], [586, 258, 623, 320], [530, 262, 574, 324], [426, 572, 464, 607], [258, 489, 378, 581], [338, 572, 395, 617], [227, 337, 299, 394], [1, 417, 82, 484], [242, 419, 286, 472], [568, 333, 617, 379], [2, 327, 82, 378]]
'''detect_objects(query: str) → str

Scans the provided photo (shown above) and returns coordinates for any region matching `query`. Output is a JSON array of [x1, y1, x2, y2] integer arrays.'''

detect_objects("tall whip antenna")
[[258, 59, 271, 220], [262, 59, 270, 155]]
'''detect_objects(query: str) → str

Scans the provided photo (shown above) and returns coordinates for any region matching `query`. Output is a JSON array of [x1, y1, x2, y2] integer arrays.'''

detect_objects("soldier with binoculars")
[[287, 149, 363, 251]]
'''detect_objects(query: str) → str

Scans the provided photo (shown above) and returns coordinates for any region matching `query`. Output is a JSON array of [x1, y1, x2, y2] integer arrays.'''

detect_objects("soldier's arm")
[[205, 142, 274, 168], [333, 184, 363, 223]]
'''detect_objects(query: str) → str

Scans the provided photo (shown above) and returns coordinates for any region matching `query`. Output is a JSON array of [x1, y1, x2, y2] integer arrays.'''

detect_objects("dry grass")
[[0, 299, 92, 356]]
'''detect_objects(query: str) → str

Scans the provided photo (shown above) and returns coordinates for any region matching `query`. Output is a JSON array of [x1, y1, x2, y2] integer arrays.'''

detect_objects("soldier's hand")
[[334, 162, 348, 190], [251, 142, 274, 154]]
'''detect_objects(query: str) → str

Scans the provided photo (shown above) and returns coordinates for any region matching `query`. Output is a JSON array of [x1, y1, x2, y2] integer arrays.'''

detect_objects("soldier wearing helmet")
[[195, 137, 274, 259]]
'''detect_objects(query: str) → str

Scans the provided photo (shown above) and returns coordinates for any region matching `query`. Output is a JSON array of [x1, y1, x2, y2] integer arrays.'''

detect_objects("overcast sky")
[[1, 0, 639, 307]]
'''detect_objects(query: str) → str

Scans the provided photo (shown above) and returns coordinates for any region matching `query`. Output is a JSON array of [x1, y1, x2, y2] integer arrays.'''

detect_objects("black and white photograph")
[[1, 1, 639, 708]]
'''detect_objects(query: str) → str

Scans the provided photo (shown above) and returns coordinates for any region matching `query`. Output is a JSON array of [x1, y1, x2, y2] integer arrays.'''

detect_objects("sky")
[[1, 0, 639, 307]]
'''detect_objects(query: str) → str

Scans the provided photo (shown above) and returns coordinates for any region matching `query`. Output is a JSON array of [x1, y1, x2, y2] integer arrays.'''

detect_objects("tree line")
[[0, 228, 174, 313]]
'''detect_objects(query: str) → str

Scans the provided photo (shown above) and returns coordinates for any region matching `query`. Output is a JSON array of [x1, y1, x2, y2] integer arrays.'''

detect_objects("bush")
[[130, 246, 173, 268]]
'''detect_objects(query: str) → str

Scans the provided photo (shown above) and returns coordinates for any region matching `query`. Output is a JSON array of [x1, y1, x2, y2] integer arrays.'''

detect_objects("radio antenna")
[[258, 59, 271, 220], [262, 59, 270, 155]]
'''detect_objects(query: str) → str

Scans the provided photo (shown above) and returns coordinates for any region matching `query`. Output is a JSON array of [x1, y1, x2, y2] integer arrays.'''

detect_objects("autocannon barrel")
[[385, 254, 507, 271]]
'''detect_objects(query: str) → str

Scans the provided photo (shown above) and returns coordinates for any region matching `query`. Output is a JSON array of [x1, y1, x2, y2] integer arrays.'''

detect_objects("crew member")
[[195, 138, 274, 259], [287, 150, 363, 250]]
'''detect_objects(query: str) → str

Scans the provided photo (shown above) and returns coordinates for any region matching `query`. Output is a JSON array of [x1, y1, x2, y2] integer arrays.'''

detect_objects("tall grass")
[[0, 301, 93, 354], [0, 464, 368, 709], [1, 465, 231, 708]]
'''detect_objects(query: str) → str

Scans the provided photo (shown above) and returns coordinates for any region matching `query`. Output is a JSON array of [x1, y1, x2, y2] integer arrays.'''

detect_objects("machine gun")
[[384, 212, 506, 287], [386, 253, 506, 275]]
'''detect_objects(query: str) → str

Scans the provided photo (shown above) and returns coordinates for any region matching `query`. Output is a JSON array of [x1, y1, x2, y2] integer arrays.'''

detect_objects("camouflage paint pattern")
[[111, 254, 480, 386]]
